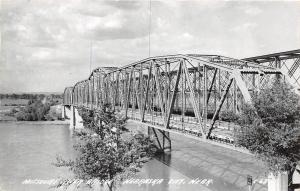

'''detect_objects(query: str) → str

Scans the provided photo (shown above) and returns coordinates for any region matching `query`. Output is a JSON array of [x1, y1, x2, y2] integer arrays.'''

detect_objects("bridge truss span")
[[244, 49, 300, 88], [63, 53, 297, 140]]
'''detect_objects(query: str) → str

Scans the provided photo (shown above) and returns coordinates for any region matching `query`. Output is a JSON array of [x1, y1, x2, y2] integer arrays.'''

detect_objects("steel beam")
[[183, 60, 205, 136], [125, 67, 134, 118], [207, 78, 233, 138]]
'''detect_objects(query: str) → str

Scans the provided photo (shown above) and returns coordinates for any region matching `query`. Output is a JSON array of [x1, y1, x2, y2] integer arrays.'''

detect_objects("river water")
[[0, 121, 267, 191]]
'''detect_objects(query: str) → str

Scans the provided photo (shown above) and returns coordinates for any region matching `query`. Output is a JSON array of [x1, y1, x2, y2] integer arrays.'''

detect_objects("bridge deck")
[[126, 109, 238, 141], [70, 103, 241, 146]]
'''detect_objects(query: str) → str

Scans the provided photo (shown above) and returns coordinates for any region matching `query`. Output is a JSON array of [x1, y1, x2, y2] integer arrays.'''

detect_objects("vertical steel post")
[[165, 61, 182, 129], [125, 67, 134, 118], [139, 64, 143, 118], [233, 80, 237, 113], [142, 62, 152, 122], [198, 63, 201, 119], [181, 62, 184, 129], [202, 65, 207, 132]]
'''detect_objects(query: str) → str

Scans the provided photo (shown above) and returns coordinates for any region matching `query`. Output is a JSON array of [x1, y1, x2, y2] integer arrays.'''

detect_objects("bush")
[[78, 104, 126, 139], [55, 105, 156, 190], [235, 80, 300, 188], [5, 108, 19, 117], [219, 110, 239, 122]]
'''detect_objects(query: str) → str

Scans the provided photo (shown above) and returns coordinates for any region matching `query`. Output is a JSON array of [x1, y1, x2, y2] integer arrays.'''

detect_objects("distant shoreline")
[[0, 120, 70, 125]]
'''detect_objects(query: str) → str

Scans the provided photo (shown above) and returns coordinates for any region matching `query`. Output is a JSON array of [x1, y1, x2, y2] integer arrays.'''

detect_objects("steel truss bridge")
[[63, 49, 300, 146]]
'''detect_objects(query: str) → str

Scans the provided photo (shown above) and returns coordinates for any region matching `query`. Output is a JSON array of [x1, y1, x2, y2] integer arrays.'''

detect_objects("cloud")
[[1, 0, 300, 93], [82, 10, 149, 41], [244, 6, 262, 16], [230, 22, 258, 32], [182, 32, 193, 40], [104, 1, 143, 10]]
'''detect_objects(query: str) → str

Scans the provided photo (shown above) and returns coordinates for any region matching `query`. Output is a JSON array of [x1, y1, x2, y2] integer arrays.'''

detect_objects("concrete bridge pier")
[[267, 172, 288, 191], [61, 105, 66, 119], [62, 105, 84, 129], [61, 105, 72, 120], [70, 106, 76, 129], [294, 164, 300, 191], [148, 127, 171, 153], [267, 164, 300, 191], [70, 106, 84, 129]]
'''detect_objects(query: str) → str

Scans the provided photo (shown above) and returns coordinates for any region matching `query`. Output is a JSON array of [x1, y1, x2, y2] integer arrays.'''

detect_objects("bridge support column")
[[61, 105, 66, 119], [63, 105, 72, 119], [268, 172, 288, 191], [293, 164, 300, 191], [70, 106, 75, 129], [70, 106, 84, 129], [148, 127, 171, 153]]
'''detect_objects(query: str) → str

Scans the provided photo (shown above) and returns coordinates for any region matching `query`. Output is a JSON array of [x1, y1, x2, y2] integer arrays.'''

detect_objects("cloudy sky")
[[1, 0, 300, 93]]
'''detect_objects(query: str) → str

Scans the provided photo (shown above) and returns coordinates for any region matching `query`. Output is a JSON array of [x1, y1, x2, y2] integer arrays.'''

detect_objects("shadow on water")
[[154, 152, 172, 166], [154, 151, 245, 191], [125, 121, 267, 191]]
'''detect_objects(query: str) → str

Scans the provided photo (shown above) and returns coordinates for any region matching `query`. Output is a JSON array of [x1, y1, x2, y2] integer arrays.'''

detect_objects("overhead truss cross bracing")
[[243, 49, 300, 88]]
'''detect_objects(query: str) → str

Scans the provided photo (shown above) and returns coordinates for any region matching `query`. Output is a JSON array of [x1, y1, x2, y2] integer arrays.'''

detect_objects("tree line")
[[0, 93, 62, 100]]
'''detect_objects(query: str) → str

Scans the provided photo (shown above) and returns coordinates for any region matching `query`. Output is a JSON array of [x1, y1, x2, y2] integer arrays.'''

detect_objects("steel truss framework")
[[244, 49, 300, 88], [63, 51, 299, 139]]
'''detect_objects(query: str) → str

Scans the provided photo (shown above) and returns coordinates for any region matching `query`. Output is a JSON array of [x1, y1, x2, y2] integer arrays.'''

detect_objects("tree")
[[45, 106, 63, 121], [78, 104, 127, 139], [55, 105, 157, 191], [235, 79, 300, 190], [15, 99, 51, 121]]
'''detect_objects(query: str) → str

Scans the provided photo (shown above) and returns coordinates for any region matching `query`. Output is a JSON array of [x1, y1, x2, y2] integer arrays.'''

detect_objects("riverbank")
[[0, 105, 18, 121], [0, 102, 64, 122]]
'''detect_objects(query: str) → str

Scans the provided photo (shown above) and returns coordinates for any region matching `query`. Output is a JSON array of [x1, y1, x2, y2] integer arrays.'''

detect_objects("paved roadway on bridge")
[[126, 109, 238, 141], [123, 120, 268, 191]]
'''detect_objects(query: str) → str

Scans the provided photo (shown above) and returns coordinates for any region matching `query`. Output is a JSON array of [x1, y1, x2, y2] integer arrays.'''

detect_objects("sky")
[[1, 0, 300, 93]]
